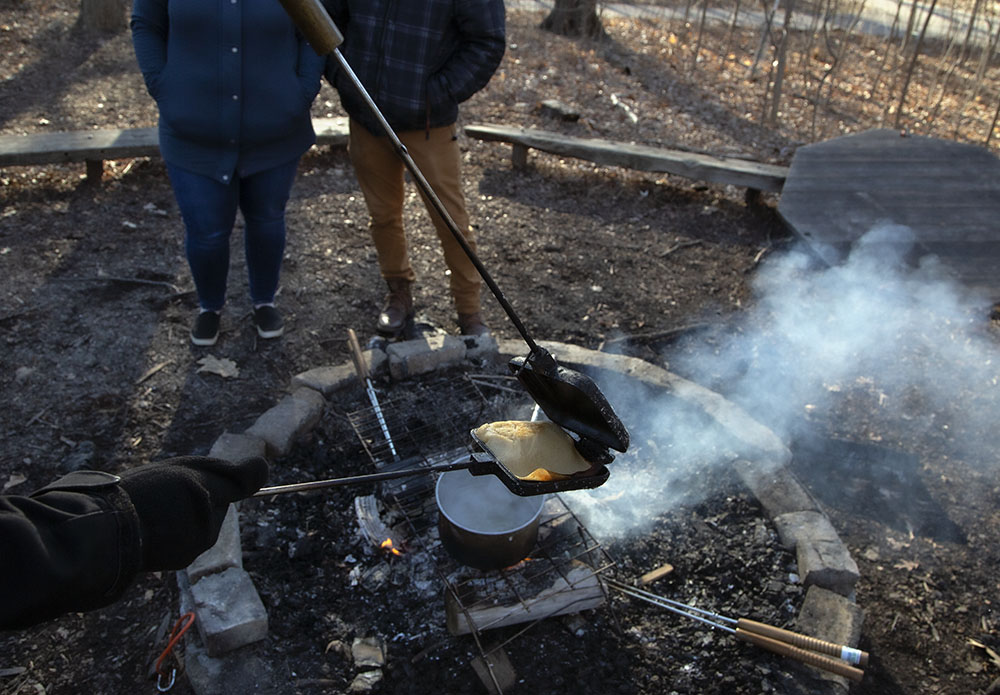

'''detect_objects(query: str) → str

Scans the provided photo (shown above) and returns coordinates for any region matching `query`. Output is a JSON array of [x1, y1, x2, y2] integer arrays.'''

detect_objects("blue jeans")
[[166, 159, 300, 312]]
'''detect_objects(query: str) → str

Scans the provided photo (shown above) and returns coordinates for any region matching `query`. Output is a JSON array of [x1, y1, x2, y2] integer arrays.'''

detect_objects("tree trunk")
[[79, 0, 127, 34], [541, 0, 604, 39]]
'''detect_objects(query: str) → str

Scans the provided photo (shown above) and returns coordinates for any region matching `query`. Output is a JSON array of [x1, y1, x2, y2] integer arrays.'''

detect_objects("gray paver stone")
[[244, 386, 326, 457], [186, 503, 242, 582], [773, 510, 838, 551], [208, 431, 267, 463], [387, 335, 466, 379], [293, 348, 388, 395], [189, 566, 268, 656], [796, 535, 861, 597], [734, 459, 820, 517]]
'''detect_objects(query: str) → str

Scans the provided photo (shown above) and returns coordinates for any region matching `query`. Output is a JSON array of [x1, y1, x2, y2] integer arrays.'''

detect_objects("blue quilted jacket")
[[323, 0, 506, 135], [131, 0, 326, 182]]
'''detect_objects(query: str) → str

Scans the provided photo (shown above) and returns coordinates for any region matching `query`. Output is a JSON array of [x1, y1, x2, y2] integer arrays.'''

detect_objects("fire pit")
[[228, 342, 853, 694]]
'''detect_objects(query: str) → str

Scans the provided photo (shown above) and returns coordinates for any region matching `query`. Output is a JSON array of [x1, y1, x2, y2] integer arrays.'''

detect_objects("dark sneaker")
[[253, 305, 284, 339], [191, 311, 220, 346], [457, 312, 490, 336]]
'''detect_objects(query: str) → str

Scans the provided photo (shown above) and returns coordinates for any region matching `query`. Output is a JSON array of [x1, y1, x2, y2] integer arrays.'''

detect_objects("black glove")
[[118, 456, 269, 571]]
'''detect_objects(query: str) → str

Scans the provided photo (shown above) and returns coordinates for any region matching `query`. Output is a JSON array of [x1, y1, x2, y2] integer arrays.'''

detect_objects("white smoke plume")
[[571, 224, 1000, 540]]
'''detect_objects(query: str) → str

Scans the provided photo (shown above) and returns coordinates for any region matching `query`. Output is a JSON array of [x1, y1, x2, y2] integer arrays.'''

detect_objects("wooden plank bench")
[[464, 123, 789, 200], [0, 116, 349, 182]]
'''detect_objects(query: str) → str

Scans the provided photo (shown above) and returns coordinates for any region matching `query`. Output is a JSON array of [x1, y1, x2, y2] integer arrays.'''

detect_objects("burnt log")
[[445, 561, 604, 635], [540, 0, 604, 39]]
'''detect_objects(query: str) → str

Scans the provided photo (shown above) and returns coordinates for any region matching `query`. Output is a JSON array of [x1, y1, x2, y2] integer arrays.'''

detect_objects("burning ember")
[[380, 538, 403, 556], [503, 557, 532, 571]]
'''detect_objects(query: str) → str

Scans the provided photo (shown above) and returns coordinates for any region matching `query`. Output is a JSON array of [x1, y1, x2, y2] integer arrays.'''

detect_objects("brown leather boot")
[[377, 278, 413, 336], [457, 312, 490, 336]]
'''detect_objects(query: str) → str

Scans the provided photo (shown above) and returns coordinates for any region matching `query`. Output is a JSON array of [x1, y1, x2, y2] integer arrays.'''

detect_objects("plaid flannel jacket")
[[324, 0, 506, 134]]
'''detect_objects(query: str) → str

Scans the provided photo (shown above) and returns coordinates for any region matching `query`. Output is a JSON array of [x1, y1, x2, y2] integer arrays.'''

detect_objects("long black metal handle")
[[252, 458, 478, 497], [277, 0, 540, 354]]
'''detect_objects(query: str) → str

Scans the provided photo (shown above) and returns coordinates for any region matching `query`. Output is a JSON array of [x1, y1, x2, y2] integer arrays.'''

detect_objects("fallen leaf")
[[968, 638, 1000, 668], [197, 355, 240, 379], [894, 559, 919, 571], [3, 473, 27, 492]]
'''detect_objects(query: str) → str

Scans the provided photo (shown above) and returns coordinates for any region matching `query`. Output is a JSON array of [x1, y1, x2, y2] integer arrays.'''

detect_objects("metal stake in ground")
[[347, 328, 398, 461]]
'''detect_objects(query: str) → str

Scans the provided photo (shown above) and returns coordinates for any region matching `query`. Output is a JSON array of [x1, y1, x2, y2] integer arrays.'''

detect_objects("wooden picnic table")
[[777, 129, 1000, 296]]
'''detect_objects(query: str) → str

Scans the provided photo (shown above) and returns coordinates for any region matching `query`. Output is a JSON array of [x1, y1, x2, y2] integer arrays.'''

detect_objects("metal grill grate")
[[346, 372, 616, 693]]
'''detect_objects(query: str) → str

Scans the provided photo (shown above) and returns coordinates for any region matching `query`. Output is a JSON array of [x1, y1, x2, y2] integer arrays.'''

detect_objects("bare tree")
[[810, 0, 866, 137], [747, 0, 781, 78], [767, 0, 798, 125], [925, 4, 967, 126], [957, 0, 985, 64], [541, 0, 604, 38], [79, 0, 127, 34], [987, 95, 999, 147], [951, 18, 1000, 137], [726, 0, 745, 42], [690, 0, 712, 73], [870, 0, 906, 108], [894, 0, 940, 128]]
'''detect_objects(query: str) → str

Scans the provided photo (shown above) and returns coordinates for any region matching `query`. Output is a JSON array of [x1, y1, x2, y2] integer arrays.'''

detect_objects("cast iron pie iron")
[[272, 0, 630, 494]]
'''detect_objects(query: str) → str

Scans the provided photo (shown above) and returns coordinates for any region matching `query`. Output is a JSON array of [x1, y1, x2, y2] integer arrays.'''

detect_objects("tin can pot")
[[435, 469, 546, 570]]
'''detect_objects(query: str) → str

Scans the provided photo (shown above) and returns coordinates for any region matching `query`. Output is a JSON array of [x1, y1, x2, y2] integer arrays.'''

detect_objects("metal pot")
[[435, 469, 546, 570]]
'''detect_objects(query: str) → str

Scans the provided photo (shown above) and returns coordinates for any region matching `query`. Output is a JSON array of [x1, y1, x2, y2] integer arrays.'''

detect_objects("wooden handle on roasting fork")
[[605, 579, 867, 682]]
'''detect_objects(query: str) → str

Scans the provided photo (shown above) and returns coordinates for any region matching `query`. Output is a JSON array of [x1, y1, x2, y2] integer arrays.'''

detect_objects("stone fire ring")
[[176, 334, 864, 694]]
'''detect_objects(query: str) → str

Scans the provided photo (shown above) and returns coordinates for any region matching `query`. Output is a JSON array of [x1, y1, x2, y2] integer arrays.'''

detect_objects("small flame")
[[380, 538, 403, 556], [504, 557, 532, 571]]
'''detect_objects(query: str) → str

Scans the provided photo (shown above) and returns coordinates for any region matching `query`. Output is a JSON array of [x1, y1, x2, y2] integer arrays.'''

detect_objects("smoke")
[[571, 224, 1000, 540]]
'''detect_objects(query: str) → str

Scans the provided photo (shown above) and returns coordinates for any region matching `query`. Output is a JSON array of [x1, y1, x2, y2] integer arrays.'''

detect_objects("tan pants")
[[348, 118, 482, 315]]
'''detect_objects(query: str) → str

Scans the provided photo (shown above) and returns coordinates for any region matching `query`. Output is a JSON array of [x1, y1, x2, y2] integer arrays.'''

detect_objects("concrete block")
[[181, 629, 278, 695], [293, 348, 387, 395], [387, 334, 466, 379], [460, 332, 500, 362], [791, 585, 865, 692], [186, 504, 243, 582], [733, 459, 820, 517], [189, 567, 268, 656], [795, 585, 865, 653], [208, 431, 267, 463], [772, 510, 839, 551], [796, 534, 861, 597], [245, 386, 326, 457]]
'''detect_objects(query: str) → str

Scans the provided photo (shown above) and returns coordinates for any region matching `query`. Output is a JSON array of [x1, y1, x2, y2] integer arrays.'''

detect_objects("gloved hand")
[[118, 456, 269, 571]]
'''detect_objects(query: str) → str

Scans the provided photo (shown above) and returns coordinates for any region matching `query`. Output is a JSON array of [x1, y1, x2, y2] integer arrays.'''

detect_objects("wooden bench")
[[464, 123, 789, 200], [0, 116, 349, 182]]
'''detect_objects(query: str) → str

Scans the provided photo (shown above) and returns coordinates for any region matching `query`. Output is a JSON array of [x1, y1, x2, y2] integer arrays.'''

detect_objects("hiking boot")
[[253, 304, 284, 339], [377, 278, 413, 336], [457, 312, 490, 336], [191, 310, 220, 346]]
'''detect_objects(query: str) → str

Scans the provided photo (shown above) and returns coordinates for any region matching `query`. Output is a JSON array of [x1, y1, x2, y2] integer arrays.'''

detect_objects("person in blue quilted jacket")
[[323, 0, 506, 338], [131, 0, 326, 346]]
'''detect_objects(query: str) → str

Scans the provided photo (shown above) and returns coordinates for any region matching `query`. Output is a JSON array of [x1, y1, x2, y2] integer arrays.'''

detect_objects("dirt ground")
[[2, 3, 1000, 694]]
